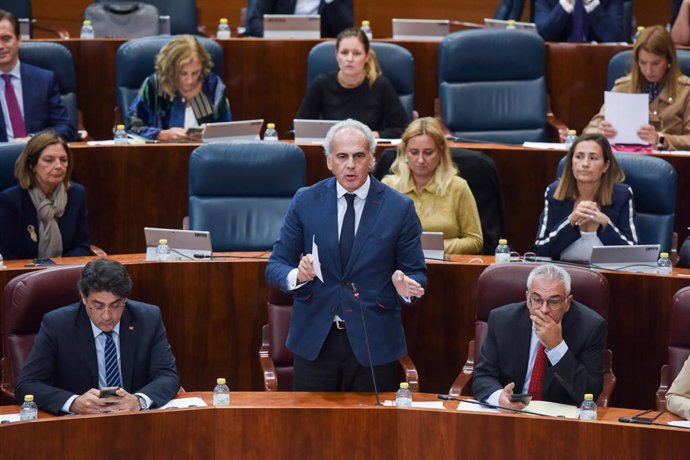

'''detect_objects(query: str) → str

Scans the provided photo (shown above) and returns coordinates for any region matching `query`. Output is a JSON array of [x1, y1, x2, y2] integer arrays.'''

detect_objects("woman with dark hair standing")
[[534, 133, 638, 261], [295, 27, 409, 138], [0, 131, 91, 260]]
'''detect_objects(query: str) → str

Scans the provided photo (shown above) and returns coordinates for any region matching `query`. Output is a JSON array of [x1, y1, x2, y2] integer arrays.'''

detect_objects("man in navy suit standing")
[[266, 119, 427, 392], [0, 10, 74, 143], [16, 259, 180, 415]]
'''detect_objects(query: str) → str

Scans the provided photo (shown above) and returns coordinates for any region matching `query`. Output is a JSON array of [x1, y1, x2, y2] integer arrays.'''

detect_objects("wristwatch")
[[136, 395, 149, 411]]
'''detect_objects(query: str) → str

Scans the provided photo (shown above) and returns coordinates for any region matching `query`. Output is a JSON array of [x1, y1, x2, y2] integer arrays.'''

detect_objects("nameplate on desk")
[[264, 15, 321, 39], [392, 18, 449, 41]]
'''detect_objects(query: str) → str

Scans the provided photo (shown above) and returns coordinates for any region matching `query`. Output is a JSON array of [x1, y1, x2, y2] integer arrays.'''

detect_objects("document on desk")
[[526, 400, 578, 419], [311, 235, 324, 282], [382, 400, 446, 409], [159, 397, 208, 409], [522, 142, 568, 150], [0, 413, 21, 423], [604, 91, 648, 145], [456, 400, 499, 413], [668, 420, 690, 428]]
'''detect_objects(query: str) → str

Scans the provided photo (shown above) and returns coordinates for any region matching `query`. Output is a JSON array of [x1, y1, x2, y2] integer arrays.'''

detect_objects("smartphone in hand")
[[99, 386, 119, 398], [509, 393, 532, 405]]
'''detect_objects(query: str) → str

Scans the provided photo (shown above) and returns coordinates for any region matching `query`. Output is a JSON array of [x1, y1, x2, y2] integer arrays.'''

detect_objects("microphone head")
[[618, 417, 631, 423]]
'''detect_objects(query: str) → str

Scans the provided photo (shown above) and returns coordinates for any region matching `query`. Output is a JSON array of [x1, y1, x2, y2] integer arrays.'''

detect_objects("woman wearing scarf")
[[583, 25, 690, 151], [0, 131, 90, 260]]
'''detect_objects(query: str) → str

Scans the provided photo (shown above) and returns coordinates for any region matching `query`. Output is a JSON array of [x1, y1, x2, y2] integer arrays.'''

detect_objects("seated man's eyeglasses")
[[87, 298, 127, 312], [528, 294, 564, 310]]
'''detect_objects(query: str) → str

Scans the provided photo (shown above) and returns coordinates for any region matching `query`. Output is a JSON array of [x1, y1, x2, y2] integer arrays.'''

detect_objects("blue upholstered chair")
[[0, 143, 23, 192], [607, 49, 690, 90], [115, 35, 223, 125], [96, 0, 199, 35], [18, 42, 79, 138], [306, 41, 416, 119], [439, 29, 559, 144], [494, 0, 525, 20], [188, 142, 306, 251], [557, 152, 677, 253]]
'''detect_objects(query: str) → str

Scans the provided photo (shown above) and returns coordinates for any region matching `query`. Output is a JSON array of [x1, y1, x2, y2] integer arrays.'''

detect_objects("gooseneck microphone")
[[438, 394, 558, 418], [351, 282, 382, 406], [618, 409, 668, 427]]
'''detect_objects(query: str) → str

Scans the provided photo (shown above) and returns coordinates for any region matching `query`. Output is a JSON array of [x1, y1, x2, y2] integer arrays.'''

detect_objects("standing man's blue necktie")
[[104, 331, 121, 387], [340, 193, 356, 272], [569, 0, 586, 42]]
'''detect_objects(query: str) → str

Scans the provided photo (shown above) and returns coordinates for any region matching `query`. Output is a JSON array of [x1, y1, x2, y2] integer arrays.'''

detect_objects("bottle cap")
[[24, 394, 34, 402], [399, 382, 409, 389], [362, 20, 370, 27], [661, 252, 669, 258], [507, 19, 516, 25], [217, 378, 226, 385], [637, 26, 645, 32], [83, 20, 92, 25], [584, 393, 593, 400], [267, 123, 275, 129], [116, 124, 125, 130], [220, 18, 228, 24], [498, 238, 507, 245], [568, 129, 576, 135], [158, 239, 168, 245]]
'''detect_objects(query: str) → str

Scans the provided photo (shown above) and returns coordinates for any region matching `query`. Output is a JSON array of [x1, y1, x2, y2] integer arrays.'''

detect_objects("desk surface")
[[0, 392, 687, 459]]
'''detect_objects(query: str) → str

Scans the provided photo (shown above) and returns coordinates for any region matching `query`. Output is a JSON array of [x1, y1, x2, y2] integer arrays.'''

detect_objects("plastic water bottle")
[[156, 239, 171, 261], [213, 378, 230, 406], [0, 252, 4, 269], [657, 252, 672, 275], [217, 18, 231, 39], [564, 129, 577, 149], [361, 20, 373, 40], [114, 124, 128, 144], [263, 123, 278, 141], [633, 26, 645, 43], [578, 393, 597, 421], [395, 382, 412, 407], [495, 238, 510, 264], [19, 395, 38, 421], [80, 20, 95, 39]]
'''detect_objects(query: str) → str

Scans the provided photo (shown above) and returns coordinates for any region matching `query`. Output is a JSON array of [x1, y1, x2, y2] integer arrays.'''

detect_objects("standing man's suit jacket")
[[0, 62, 75, 142], [472, 300, 607, 406], [266, 176, 427, 366], [16, 300, 180, 414]]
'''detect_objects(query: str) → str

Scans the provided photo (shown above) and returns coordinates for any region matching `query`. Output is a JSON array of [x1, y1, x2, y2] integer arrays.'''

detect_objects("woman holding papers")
[[0, 132, 91, 260], [583, 25, 690, 151], [534, 133, 638, 262], [127, 35, 232, 141], [381, 117, 483, 254], [295, 27, 409, 139]]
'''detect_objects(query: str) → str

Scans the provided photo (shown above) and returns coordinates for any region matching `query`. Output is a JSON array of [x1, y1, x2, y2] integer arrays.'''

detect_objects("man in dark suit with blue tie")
[[266, 119, 427, 392], [16, 259, 180, 415], [0, 10, 75, 143]]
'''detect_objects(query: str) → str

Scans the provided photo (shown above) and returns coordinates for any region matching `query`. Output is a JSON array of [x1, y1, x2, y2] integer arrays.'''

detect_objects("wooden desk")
[[1, 256, 689, 409], [42, 38, 625, 141], [0, 392, 687, 459]]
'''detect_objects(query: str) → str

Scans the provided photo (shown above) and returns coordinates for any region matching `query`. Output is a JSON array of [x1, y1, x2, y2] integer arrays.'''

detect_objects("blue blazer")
[[0, 62, 75, 142], [0, 183, 91, 260], [15, 300, 181, 414], [534, 0, 624, 43], [266, 176, 428, 366], [472, 300, 607, 406]]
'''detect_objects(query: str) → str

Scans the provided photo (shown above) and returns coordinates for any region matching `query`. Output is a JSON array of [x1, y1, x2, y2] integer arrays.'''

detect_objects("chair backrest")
[[115, 35, 222, 125], [18, 42, 78, 136], [665, 286, 690, 390], [474, 262, 609, 363], [96, 0, 199, 35], [439, 29, 547, 144], [1, 265, 83, 397], [85, 2, 161, 38], [266, 287, 295, 391], [188, 141, 306, 251], [0, 143, 23, 191], [374, 147, 506, 254], [493, 0, 525, 20], [306, 41, 415, 119], [607, 49, 690, 90], [556, 152, 677, 252]]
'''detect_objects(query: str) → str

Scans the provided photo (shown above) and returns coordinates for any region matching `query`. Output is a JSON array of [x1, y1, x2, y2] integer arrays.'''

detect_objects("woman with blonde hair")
[[296, 27, 408, 138], [584, 25, 690, 150], [382, 117, 483, 254], [534, 133, 638, 261], [127, 35, 231, 141], [0, 131, 91, 259]]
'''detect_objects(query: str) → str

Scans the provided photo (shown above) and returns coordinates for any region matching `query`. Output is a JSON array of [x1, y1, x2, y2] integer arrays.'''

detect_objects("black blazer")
[[472, 300, 607, 406], [15, 300, 180, 414]]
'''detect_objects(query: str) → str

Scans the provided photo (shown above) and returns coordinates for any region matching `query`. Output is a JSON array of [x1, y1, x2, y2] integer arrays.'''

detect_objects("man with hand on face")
[[16, 259, 180, 415], [472, 264, 607, 409], [266, 118, 427, 392]]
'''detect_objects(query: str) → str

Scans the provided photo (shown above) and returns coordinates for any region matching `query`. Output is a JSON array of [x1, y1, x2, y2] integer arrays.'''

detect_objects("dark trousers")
[[293, 323, 400, 392]]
